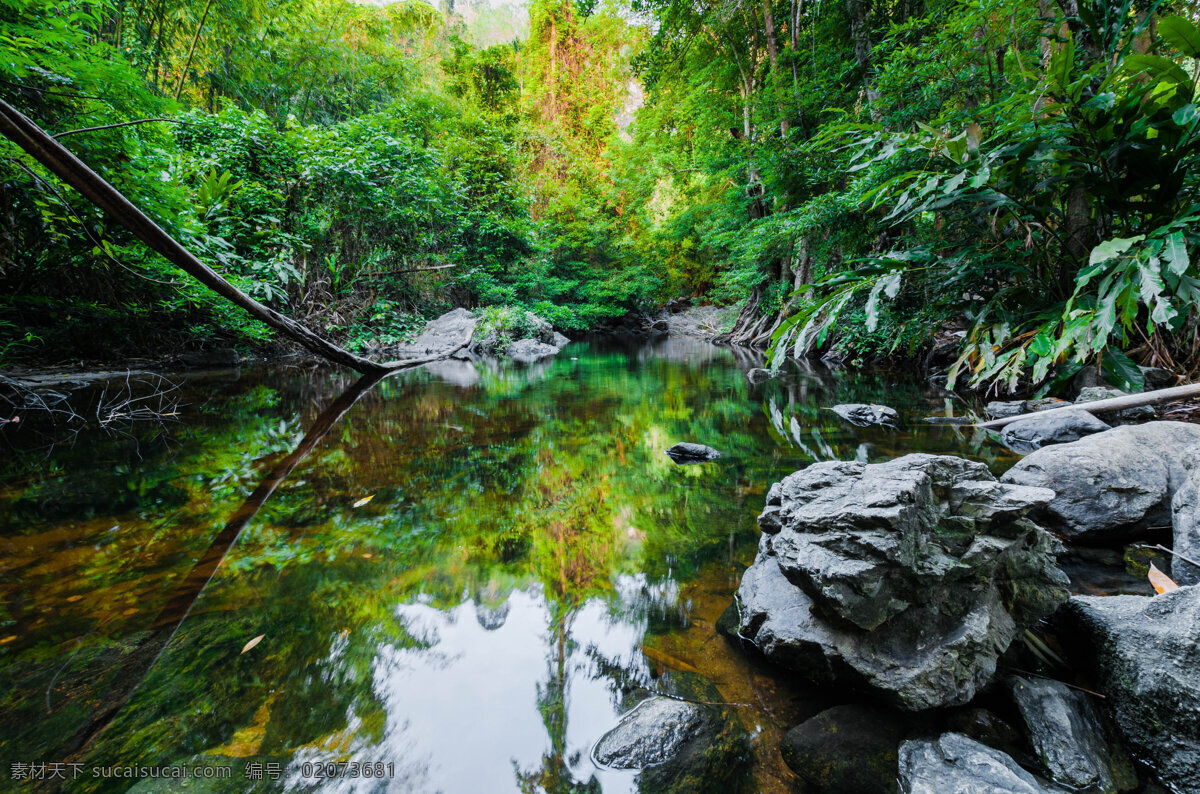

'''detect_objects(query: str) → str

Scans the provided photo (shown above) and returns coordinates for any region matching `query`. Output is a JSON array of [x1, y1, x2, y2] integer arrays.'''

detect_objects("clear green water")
[[0, 338, 1017, 793]]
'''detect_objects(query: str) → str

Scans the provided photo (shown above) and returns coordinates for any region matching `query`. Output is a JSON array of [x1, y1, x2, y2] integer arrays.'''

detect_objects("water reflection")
[[0, 339, 1019, 793]]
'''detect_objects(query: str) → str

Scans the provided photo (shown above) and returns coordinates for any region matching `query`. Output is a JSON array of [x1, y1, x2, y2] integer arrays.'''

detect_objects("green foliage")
[[770, 2, 1200, 391]]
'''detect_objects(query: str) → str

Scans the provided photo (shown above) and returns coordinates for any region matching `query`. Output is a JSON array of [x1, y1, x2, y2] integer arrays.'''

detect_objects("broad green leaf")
[[1159, 15, 1200, 59], [1089, 236, 1143, 266], [1122, 54, 1192, 90], [1175, 105, 1199, 127], [1164, 232, 1190, 276], [1101, 349, 1145, 392]]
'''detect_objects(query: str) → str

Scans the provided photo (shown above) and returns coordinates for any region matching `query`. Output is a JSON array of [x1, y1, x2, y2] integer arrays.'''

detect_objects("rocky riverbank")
[[698, 420, 1200, 793]]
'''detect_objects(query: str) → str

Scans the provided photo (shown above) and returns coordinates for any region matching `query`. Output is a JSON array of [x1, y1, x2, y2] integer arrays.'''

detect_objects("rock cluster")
[[735, 454, 1068, 710]]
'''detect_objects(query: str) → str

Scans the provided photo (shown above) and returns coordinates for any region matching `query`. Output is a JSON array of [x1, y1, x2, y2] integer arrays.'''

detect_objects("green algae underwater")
[[0, 338, 1017, 793]]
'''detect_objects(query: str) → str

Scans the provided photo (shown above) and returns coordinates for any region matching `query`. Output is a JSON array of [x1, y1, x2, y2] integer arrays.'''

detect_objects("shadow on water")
[[0, 339, 1039, 792]]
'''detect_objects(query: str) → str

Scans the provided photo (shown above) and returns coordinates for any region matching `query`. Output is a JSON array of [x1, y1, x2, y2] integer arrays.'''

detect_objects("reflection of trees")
[[516, 462, 612, 794]]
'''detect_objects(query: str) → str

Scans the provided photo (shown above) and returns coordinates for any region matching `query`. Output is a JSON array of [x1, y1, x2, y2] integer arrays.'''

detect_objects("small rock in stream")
[[830, 403, 899, 427], [664, 443, 722, 464], [505, 338, 559, 363], [593, 697, 703, 769], [593, 672, 749, 794]]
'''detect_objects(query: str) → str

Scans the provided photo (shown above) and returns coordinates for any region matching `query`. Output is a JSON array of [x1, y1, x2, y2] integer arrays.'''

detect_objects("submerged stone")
[[830, 403, 898, 426], [664, 443, 722, 464], [780, 704, 903, 793]]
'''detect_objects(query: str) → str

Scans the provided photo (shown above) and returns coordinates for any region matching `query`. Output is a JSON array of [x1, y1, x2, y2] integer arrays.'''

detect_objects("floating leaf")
[[352, 495, 374, 508], [241, 634, 265, 654], [1149, 563, 1179, 594]]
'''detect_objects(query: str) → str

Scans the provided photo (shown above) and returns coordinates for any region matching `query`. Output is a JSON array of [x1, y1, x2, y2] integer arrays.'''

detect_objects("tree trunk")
[[847, 0, 880, 119], [762, 0, 788, 135], [0, 99, 418, 374], [174, 0, 216, 100]]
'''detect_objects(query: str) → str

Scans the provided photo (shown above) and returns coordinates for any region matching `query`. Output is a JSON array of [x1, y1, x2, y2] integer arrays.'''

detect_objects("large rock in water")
[[396, 308, 477, 356], [1009, 676, 1136, 793], [1061, 587, 1200, 793], [505, 338, 559, 363], [1000, 410, 1110, 454], [1001, 422, 1200, 543], [899, 733, 1062, 793], [736, 454, 1068, 710], [1170, 456, 1200, 585]]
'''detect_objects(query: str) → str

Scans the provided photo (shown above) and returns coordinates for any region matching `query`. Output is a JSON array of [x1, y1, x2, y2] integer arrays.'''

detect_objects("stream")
[[0, 337, 1150, 793]]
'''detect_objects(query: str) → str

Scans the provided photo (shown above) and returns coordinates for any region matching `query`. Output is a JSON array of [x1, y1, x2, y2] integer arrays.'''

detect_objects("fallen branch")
[[975, 382, 1200, 429], [1135, 543, 1200, 572], [54, 118, 189, 138], [0, 98, 412, 375]]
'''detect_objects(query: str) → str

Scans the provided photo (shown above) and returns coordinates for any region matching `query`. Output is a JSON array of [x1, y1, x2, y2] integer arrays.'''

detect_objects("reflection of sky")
[[288, 588, 652, 792]]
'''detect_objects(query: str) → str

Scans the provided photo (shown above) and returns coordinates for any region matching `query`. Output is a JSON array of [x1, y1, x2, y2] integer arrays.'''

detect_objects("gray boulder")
[[594, 697, 704, 768], [1000, 410, 1110, 453], [471, 309, 558, 356], [551, 331, 571, 350], [736, 454, 1068, 710], [1075, 386, 1156, 422], [1171, 459, 1200, 585], [664, 443, 722, 465], [1061, 587, 1200, 793], [505, 338, 559, 363], [593, 673, 749, 794], [1009, 676, 1135, 793], [899, 733, 1062, 794], [830, 403, 899, 426], [397, 308, 477, 356], [1001, 422, 1200, 542], [987, 400, 1029, 419]]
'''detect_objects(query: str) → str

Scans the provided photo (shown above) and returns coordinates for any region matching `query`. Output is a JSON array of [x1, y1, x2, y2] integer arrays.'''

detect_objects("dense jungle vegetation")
[[1, 0, 1199, 393]]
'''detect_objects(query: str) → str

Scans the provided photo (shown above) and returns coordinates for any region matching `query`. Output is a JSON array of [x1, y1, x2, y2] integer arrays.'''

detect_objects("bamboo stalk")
[[975, 382, 1200, 429]]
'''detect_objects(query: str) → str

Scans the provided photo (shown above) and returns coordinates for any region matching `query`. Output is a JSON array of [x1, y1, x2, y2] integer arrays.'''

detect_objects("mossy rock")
[[780, 703, 903, 794]]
